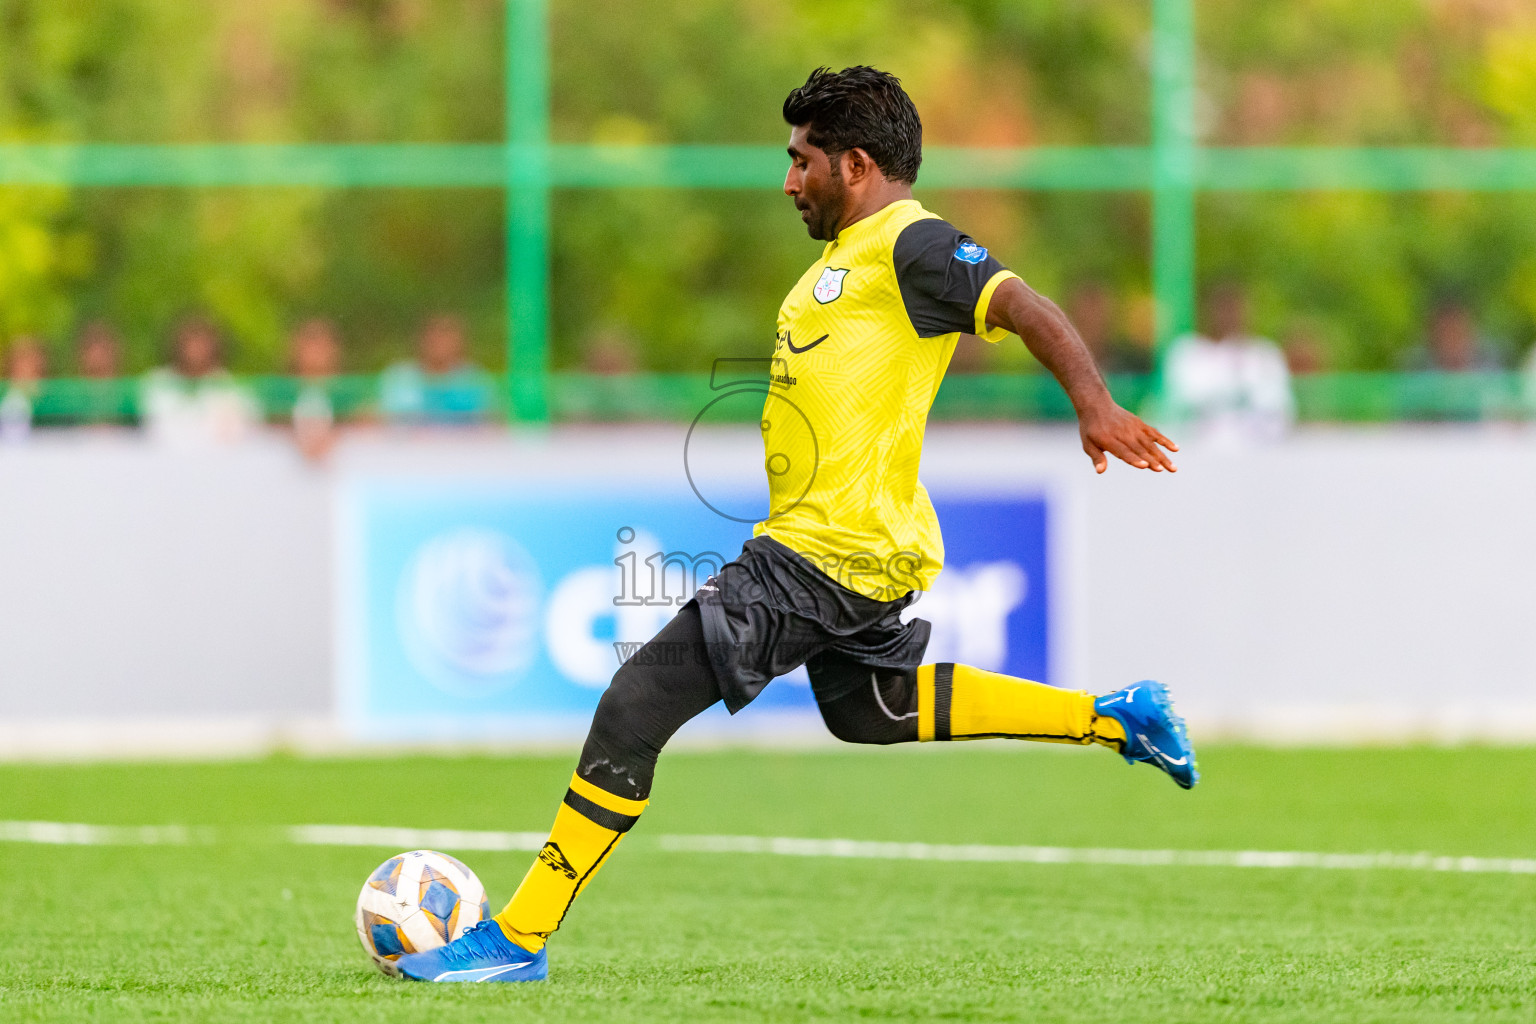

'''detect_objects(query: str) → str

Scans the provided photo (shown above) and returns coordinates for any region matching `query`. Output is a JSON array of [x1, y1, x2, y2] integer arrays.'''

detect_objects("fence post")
[[506, 0, 551, 422], [1151, 0, 1198, 354]]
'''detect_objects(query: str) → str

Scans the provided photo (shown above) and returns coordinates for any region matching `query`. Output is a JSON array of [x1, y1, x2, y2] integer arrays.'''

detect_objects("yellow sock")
[[916, 663, 1125, 751], [1094, 711, 1126, 750], [493, 773, 648, 952]]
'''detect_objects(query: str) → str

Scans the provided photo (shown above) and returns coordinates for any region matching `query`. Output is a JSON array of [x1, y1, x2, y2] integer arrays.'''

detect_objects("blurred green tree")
[[0, 0, 1532, 375]]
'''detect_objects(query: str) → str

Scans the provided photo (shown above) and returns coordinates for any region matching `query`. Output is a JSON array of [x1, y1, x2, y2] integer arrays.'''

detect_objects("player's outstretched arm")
[[985, 277, 1178, 474]]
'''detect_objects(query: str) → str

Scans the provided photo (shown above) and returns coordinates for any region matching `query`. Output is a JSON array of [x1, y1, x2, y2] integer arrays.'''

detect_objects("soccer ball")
[[355, 849, 492, 974]]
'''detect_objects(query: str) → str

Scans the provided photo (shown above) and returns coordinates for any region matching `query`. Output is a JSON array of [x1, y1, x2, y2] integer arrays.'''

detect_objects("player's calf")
[[914, 663, 1118, 746], [909, 662, 1197, 788]]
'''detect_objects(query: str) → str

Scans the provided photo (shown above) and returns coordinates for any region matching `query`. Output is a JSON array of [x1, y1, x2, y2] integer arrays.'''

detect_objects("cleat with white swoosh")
[[395, 920, 548, 983], [1094, 680, 1198, 790]]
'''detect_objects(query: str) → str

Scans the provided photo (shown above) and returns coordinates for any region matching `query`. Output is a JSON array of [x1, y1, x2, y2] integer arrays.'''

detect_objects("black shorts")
[[690, 535, 931, 713]]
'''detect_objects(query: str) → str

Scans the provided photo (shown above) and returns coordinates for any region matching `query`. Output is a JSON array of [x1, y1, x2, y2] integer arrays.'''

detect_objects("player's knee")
[[587, 663, 652, 749], [822, 710, 905, 745], [818, 683, 917, 746], [832, 712, 911, 745], [580, 662, 664, 783]]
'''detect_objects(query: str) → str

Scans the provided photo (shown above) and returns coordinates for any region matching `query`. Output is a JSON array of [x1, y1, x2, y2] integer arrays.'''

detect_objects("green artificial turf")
[[0, 745, 1533, 1022]]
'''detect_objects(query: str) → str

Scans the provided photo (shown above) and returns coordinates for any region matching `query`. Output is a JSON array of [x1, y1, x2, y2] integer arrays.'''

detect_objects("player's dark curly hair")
[[782, 66, 922, 184]]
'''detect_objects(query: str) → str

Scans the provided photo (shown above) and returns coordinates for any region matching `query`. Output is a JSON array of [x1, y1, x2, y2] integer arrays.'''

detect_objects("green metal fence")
[[3, 0, 1535, 423], [11, 370, 1535, 427]]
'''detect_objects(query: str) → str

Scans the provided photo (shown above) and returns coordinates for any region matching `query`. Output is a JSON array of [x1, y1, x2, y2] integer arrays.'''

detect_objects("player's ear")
[[843, 147, 876, 186]]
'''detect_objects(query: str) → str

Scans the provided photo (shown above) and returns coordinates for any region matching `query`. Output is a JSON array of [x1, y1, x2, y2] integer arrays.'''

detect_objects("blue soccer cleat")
[[1094, 680, 1198, 790], [394, 920, 548, 983]]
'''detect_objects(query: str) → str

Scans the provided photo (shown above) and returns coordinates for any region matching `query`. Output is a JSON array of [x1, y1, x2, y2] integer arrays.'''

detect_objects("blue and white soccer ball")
[[355, 849, 492, 974]]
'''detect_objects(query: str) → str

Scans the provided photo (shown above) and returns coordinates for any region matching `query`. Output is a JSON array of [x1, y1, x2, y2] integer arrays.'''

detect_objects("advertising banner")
[[338, 482, 1054, 740]]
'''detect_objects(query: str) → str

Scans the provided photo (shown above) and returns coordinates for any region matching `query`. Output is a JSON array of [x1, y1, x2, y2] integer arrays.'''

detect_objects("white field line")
[[2, 820, 1533, 875], [0, 820, 215, 845], [658, 834, 1536, 875], [289, 824, 549, 852]]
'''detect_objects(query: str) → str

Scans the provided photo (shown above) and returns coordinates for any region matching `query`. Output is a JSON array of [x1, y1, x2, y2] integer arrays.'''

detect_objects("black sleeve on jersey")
[[892, 218, 1012, 338]]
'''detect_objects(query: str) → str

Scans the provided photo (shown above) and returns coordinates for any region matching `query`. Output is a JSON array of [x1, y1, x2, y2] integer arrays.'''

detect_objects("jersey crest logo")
[[812, 267, 850, 304], [954, 241, 988, 264]]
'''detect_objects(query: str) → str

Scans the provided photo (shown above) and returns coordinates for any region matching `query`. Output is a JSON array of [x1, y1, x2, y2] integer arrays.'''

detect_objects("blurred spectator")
[[1403, 299, 1503, 372], [1067, 283, 1152, 374], [1522, 344, 1536, 416], [77, 321, 122, 378], [379, 314, 497, 423], [1162, 283, 1294, 445], [581, 327, 639, 375], [73, 321, 135, 424], [289, 318, 342, 461], [1, 336, 48, 442], [140, 316, 260, 447], [1282, 323, 1328, 376], [1230, 73, 1291, 145], [946, 334, 991, 374]]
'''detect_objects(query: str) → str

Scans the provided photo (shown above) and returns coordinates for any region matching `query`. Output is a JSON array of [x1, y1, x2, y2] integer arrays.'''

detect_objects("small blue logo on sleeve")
[[954, 241, 988, 264]]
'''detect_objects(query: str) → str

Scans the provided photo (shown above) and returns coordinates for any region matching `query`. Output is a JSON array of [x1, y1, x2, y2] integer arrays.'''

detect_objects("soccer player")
[[396, 66, 1193, 984]]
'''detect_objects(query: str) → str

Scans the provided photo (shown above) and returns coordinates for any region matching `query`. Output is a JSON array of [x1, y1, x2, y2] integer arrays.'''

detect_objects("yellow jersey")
[[755, 199, 1019, 600]]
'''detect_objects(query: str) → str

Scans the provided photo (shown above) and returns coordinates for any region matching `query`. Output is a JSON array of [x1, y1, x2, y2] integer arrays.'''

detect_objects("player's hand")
[[1078, 401, 1178, 474]]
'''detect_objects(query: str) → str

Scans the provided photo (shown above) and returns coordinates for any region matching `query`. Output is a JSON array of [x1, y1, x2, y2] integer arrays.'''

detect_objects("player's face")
[[784, 126, 848, 242]]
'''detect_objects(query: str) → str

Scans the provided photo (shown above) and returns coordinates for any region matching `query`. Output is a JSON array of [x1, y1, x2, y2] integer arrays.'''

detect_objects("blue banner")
[[339, 482, 1052, 738]]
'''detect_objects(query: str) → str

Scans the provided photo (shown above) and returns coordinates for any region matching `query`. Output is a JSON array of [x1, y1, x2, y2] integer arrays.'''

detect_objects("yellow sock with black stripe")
[[916, 663, 1126, 750], [493, 773, 648, 952]]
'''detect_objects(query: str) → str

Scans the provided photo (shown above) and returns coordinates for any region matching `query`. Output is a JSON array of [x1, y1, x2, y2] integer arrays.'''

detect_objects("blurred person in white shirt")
[[1, 336, 48, 443], [140, 316, 260, 447], [288, 318, 342, 461], [1161, 283, 1294, 447]]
